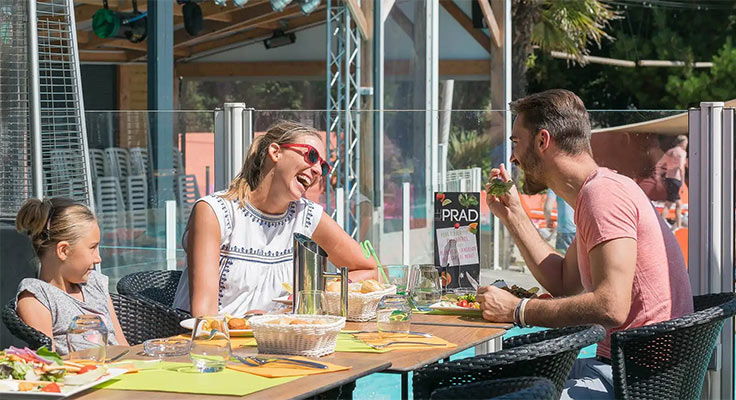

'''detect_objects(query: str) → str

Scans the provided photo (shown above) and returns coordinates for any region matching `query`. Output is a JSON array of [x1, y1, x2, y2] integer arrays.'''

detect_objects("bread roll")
[[360, 279, 384, 293]]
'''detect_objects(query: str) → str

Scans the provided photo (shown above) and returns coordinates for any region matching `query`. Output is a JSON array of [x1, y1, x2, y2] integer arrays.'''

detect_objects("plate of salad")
[[0, 346, 126, 398], [429, 293, 482, 314]]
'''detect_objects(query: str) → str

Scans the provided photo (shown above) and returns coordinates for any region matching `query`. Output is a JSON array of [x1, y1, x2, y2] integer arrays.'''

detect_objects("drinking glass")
[[378, 265, 410, 295], [376, 295, 412, 339], [296, 290, 326, 315], [67, 314, 108, 362], [410, 264, 442, 311], [190, 316, 231, 373]]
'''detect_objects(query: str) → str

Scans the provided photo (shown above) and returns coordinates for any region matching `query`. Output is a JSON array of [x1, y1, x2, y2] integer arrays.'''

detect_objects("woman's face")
[[275, 134, 327, 202], [59, 221, 101, 284]]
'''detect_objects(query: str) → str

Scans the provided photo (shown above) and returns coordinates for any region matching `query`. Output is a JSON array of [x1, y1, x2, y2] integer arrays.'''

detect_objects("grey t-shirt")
[[15, 271, 119, 355]]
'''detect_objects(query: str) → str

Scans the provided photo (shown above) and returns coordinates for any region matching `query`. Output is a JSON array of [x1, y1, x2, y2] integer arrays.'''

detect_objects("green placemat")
[[237, 334, 389, 353], [95, 362, 298, 396]]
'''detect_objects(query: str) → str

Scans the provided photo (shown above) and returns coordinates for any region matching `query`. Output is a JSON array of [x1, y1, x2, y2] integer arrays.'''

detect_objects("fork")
[[232, 354, 327, 369], [367, 341, 446, 349]]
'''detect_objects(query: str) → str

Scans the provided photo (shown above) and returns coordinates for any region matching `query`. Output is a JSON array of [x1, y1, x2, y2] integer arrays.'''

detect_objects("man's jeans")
[[560, 358, 614, 400]]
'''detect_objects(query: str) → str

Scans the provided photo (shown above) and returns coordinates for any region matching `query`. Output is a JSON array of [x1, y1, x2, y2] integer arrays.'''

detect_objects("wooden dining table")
[[76, 319, 505, 399]]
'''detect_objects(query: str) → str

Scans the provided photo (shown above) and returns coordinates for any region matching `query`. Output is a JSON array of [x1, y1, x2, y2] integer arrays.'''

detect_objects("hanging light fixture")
[[233, 0, 248, 7], [270, 0, 293, 12], [263, 29, 296, 49], [296, 0, 320, 14]]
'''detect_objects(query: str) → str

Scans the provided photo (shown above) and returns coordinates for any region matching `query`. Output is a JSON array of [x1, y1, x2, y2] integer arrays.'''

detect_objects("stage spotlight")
[[270, 0, 293, 12], [296, 0, 320, 14], [263, 30, 296, 49], [214, 0, 227, 6], [234, 0, 248, 6]]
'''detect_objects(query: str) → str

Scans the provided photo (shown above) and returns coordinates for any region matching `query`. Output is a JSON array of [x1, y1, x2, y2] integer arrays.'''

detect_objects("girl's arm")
[[187, 201, 222, 317], [106, 296, 129, 346], [312, 211, 377, 281], [16, 291, 54, 350]]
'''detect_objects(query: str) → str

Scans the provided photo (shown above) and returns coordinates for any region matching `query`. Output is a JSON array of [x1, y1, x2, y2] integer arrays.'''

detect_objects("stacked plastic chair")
[[413, 324, 606, 399]]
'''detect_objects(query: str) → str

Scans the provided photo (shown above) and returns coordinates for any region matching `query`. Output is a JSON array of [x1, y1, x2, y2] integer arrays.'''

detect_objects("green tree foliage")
[[666, 41, 736, 105], [528, 3, 736, 109]]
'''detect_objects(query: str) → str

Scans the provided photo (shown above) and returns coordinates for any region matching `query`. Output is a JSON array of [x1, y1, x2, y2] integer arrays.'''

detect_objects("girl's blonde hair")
[[15, 197, 96, 257], [222, 120, 323, 204]]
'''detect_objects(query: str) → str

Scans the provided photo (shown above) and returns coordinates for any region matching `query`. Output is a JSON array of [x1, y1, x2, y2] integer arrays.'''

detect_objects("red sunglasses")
[[280, 143, 332, 177]]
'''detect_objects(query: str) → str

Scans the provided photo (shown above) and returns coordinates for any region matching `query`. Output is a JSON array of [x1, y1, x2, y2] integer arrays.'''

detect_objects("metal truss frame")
[[325, 0, 361, 239]]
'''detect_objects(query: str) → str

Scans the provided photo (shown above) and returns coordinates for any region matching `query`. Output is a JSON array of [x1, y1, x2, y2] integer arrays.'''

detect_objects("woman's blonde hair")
[[222, 120, 323, 204], [15, 197, 96, 257]]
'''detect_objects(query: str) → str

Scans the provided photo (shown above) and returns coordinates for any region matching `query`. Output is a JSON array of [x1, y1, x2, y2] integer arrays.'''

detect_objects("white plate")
[[0, 367, 127, 399], [179, 318, 253, 337], [428, 302, 482, 314], [272, 295, 292, 305]]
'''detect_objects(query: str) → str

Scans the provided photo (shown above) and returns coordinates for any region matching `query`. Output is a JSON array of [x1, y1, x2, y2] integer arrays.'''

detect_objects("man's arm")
[[525, 237, 636, 328], [486, 165, 582, 296], [478, 237, 636, 328]]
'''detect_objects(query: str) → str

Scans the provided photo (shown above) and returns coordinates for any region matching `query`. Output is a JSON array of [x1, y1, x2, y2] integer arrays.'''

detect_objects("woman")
[[15, 198, 129, 355], [173, 121, 376, 317]]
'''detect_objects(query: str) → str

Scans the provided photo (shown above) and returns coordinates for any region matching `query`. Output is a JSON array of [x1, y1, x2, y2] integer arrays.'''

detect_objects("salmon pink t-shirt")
[[574, 168, 693, 358]]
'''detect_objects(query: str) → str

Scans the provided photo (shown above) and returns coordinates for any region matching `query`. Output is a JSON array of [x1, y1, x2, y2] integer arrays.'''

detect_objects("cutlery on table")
[[232, 354, 328, 369], [459, 272, 480, 291], [105, 349, 130, 363], [348, 330, 432, 338], [366, 341, 446, 349]]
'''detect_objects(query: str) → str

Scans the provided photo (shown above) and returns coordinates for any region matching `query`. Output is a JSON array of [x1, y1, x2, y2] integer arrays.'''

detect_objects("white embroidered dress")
[[173, 192, 323, 315]]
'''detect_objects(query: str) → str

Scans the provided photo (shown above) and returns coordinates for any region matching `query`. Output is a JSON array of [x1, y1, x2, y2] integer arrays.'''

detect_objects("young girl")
[[15, 198, 128, 354], [173, 121, 377, 317]]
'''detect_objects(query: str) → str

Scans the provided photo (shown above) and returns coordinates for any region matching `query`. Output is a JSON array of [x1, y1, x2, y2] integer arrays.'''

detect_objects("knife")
[[465, 273, 480, 291], [232, 354, 328, 369], [105, 349, 130, 363], [347, 330, 432, 338]]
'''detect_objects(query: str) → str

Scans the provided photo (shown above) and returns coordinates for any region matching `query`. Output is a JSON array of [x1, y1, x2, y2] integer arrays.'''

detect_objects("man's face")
[[510, 114, 548, 194]]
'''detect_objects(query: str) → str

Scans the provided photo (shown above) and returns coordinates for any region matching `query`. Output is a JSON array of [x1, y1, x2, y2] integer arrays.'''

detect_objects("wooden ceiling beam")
[[79, 50, 144, 62], [173, 0, 275, 48], [475, 0, 502, 48], [184, 8, 326, 59], [345, 0, 371, 40], [439, 0, 490, 53], [388, 6, 413, 39], [175, 59, 490, 77]]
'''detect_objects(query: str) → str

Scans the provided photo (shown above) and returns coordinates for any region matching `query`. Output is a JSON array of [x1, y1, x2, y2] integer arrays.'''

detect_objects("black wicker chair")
[[412, 324, 606, 399], [611, 292, 736, 400], [1, 293, 188, 349], [1, 300, 52, 350], [116, 270, 183, 308], [109, 293, 188, 345], [430, 377, 557, 400]]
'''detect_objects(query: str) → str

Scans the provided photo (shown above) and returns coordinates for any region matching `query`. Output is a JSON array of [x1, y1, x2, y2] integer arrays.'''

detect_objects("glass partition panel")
[[85, 110, 215, 291]]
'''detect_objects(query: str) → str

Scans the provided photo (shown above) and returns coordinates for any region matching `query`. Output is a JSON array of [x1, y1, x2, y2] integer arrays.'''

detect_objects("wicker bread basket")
[[325, 283, 397, 322], [248, 314, 346, 357]]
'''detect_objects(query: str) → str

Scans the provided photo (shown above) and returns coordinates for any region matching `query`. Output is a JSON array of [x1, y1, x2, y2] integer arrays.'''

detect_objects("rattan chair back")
[[430, 376, 557, 399], [116, 270, 183, 307]]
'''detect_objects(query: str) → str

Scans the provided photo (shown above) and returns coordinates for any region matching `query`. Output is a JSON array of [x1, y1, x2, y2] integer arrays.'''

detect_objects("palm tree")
[[512, 0, 619, 99]]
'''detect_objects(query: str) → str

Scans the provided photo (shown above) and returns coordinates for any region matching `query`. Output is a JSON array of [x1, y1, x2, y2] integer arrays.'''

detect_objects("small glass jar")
[[376, 294, 412, 339]]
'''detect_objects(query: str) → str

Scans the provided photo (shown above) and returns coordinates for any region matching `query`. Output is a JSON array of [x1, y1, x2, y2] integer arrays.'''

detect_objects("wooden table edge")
[[385, 328, 505, 372], [412, 320, 513, 329], [290, 360, 392, 400]]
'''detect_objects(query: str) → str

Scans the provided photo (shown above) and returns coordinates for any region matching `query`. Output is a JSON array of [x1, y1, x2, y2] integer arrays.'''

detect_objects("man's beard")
[[519, 150, 548, 195]]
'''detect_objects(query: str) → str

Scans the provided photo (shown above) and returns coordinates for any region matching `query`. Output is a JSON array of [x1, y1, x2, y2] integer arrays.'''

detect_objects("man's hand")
[[484, 163, 525, 224], [477, 285, 520, 323]]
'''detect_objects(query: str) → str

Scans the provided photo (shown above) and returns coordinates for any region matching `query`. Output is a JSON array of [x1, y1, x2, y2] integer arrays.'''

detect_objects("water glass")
[[190, 316, 231, 373], [296, 290, 326, 314], [410, 264, 442, 311], [376, 295, 412, 339], [67, 314, 108, 362], [378, 265, 410, 295]]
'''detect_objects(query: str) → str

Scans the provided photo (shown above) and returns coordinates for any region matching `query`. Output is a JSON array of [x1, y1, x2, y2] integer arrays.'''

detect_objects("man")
[[479, 89, 693, 399], [657, 135, 688, 229], [543, 189, 576, 253]]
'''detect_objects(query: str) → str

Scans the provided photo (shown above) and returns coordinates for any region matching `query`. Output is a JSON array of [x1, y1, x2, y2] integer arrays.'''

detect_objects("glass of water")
[[376, 295, 412, 340], [190, 316, 231, 373], [378, 265, 410, 295], [410, 264, 442, 311], [67, 314, 108, 362]]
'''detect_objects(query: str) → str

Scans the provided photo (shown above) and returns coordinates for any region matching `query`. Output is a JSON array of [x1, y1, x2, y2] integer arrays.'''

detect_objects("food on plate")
[[500, 284, 540, 298], [0, 346, 109, 393], [440, 271, 452, 286], [226, 317, 250, 330], [359, 279, 384, 293], [439, 293, 480, 309], [486, 178, 514, 196], [266, 318, 328, 325]]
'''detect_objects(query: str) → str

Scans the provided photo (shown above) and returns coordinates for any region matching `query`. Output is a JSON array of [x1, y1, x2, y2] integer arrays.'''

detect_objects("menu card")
[[433, 192, 481, 289]]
